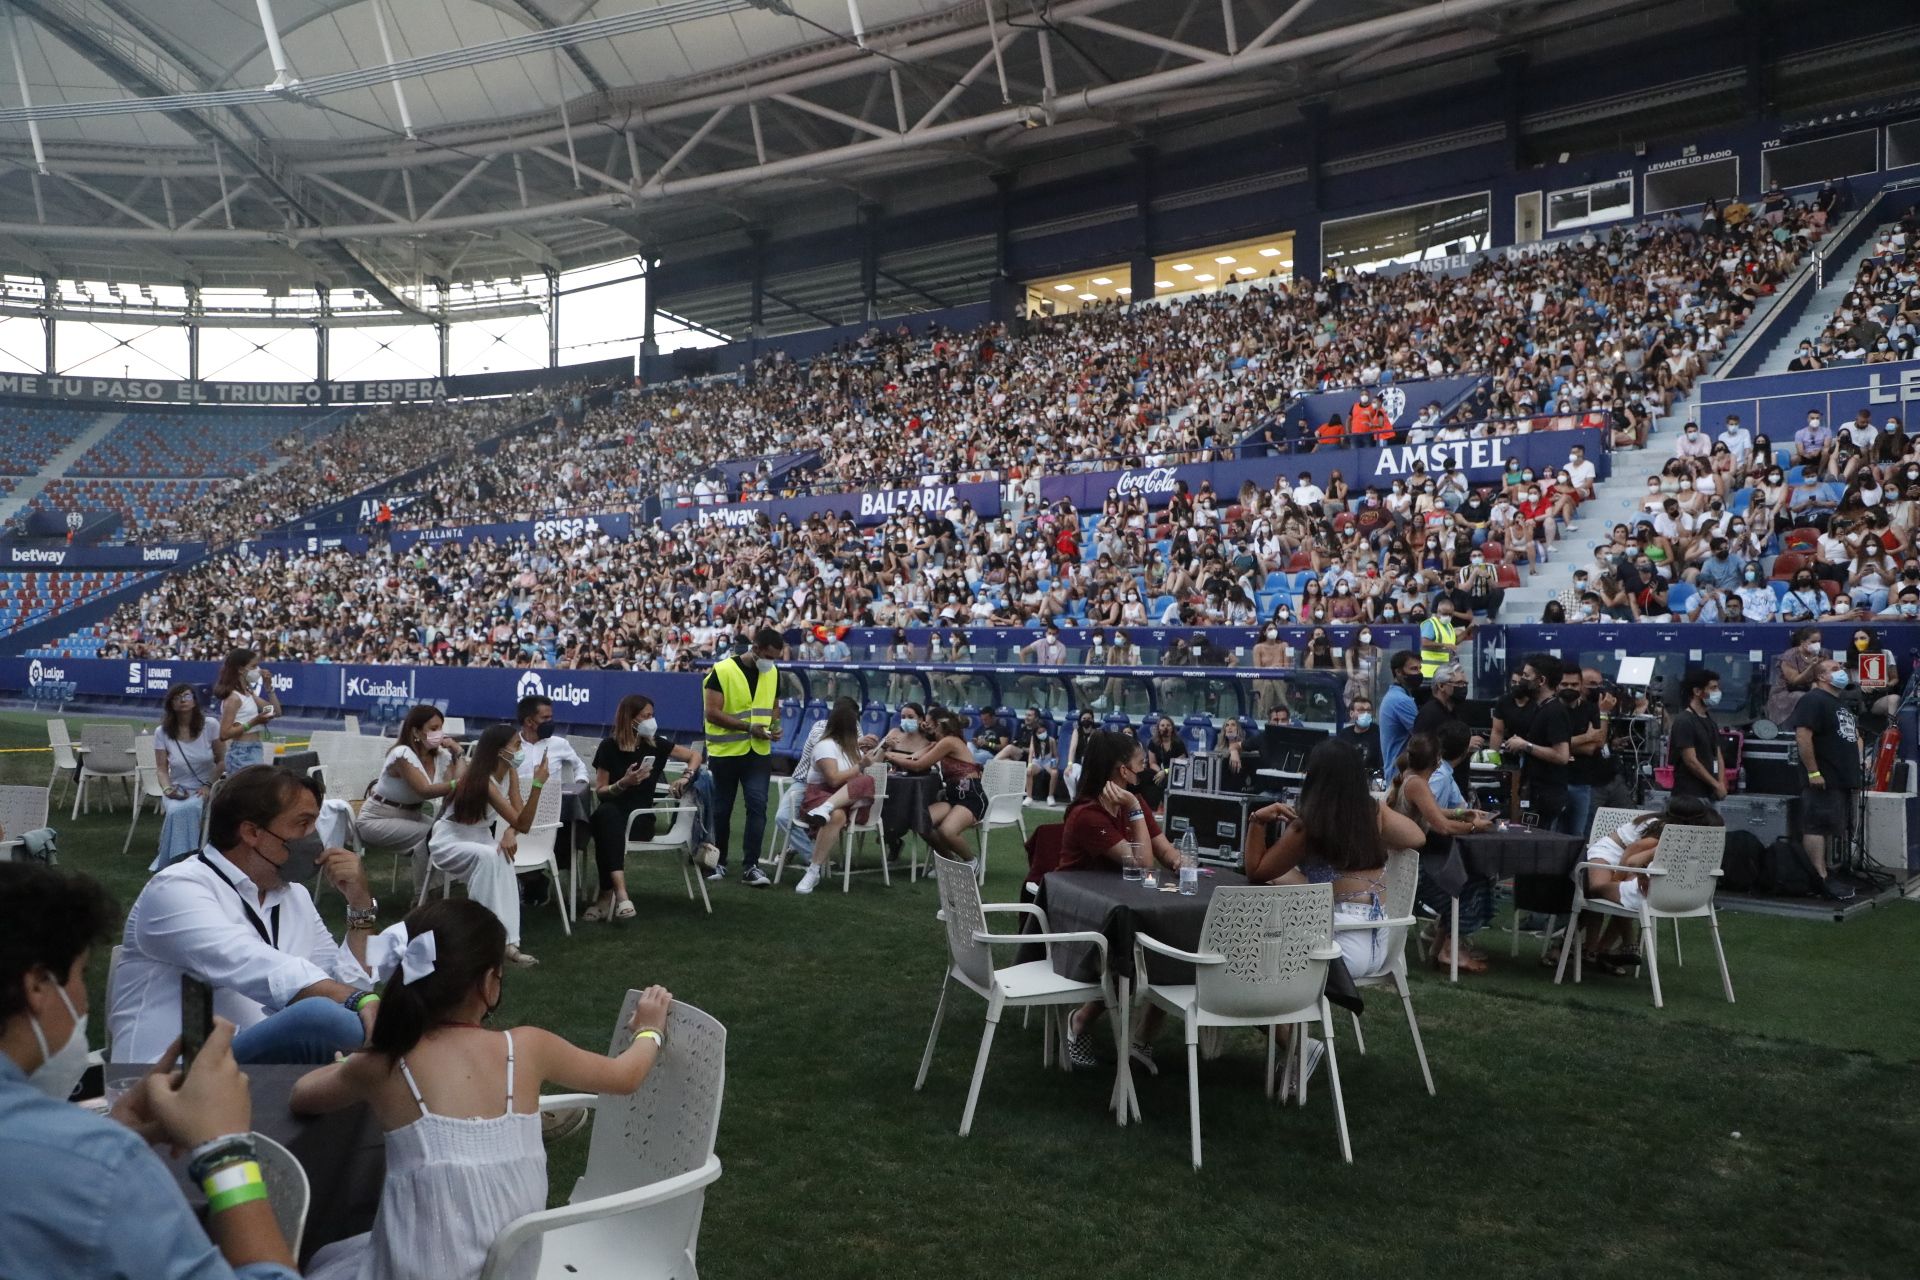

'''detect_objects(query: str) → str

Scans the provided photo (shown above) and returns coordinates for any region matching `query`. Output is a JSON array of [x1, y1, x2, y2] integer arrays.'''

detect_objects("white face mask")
[[28, 982, 90, 1102], [636, 717, 658, 739], [245, 670, 262, 690]]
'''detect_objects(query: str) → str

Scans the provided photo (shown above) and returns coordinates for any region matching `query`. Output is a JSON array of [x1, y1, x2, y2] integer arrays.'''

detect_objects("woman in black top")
[[584, 693, 708, 922]]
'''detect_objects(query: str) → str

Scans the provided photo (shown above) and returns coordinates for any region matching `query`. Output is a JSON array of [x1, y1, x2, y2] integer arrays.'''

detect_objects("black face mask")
[[1511, 678, 1535, 699], [1557, 687, 1582, 704], [533, 721, 556, 741], [1399, 670, 1423, 691]]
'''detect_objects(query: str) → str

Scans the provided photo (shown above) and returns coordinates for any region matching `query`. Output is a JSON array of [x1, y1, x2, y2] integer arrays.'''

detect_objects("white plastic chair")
[[124, 735, 168, 855], [1337, 851, 1435, 1097], [1134, 882, 1352, 1167], [342, 714, 361, 734], [832, 764, 891, 893], [510, 779, 572, 936], [0, 785, 50, 862], [1553, 823, 1732, 1008], [441, 716, 467, 736], [914, 853, 1119, 1136], [73, 723, 138, 818], [252, 1132, 310, 1260], [613, 803, 712, 916], [972, 759, 1030, 886], [481, 999, 725, 1280], [47, 720, 79, 802]]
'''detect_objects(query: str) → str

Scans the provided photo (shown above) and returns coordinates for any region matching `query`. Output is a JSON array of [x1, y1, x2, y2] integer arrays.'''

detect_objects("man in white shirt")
[[110, 766, 376, 1065], [1290, 472, 1326, 515], [1565, 443, 1596, 498], [1673, 421, 1712, 458], [1023, 626, 1068, 665], [1716, 414, 1753, 467], [514, 693, 584, 788]]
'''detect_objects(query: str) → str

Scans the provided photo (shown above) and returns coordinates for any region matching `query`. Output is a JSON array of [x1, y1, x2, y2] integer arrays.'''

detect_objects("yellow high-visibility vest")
[[1419, 617, 1456, 677], [704, 655, 778, 756]]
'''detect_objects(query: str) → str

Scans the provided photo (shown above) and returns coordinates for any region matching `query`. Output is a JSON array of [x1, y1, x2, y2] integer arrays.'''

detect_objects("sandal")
[[613, 898, 636, 921], [580, 900, 612, 923], [1583, 952, 1629, 976]]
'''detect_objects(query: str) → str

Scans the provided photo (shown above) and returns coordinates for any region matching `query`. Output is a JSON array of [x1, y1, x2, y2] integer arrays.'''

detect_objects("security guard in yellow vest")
[[1419, 599, 1465, 678], [701, 626, 786, 885]]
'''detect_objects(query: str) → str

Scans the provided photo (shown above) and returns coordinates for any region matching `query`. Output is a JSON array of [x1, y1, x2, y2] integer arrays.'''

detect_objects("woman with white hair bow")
[[291, 899, 674, 1280]]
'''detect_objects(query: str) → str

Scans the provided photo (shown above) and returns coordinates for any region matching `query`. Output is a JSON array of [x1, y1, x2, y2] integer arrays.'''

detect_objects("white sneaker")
[[806, 803, 834, 822], [795, 865, 821, 894]]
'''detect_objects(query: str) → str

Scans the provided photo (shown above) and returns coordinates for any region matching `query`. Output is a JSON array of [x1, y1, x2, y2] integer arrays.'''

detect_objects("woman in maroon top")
[[886, 710, 984, 862], [1059, 731, 1185, 1073]]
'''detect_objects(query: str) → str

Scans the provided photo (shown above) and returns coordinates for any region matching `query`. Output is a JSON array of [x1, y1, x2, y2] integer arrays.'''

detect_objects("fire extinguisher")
[[1872, 725, 1900, 792]]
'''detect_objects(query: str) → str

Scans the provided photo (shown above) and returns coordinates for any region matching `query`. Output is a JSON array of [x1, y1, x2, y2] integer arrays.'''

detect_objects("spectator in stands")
[[1766, 626, 1827, 728], [1674, 420, 1712, 459], [1140, 715, 1187, 811], [110, 765, 376, 1064], [427, 725, 546, 968], [1794, 409, 1832, 467], [585, 693, 715, 919], [0, 862, 302, 1280], [213, 649, 278, 770], [356, 705, 463, 889], [289, 897, 674, 1280], [151, 682, 226, 871]]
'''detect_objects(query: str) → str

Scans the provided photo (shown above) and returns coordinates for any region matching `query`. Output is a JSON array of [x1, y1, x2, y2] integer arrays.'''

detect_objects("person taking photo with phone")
[[111, 764, 381, 1066], [1, 861, 302, 1278]]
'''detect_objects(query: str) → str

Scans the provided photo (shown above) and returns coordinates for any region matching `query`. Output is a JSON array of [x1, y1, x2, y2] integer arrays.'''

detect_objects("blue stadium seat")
[[1183, 714, 1217, 755], [1666, 582, 1697, 616]]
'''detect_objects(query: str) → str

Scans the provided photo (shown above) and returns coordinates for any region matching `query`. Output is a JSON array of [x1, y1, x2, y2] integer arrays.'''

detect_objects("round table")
[[881, 771, 941, 863], [1424, 827, 1586, 981]]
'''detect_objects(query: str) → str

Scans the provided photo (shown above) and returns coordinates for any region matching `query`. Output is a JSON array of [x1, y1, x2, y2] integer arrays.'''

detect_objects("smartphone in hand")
[[180, 975, 214, 1069]]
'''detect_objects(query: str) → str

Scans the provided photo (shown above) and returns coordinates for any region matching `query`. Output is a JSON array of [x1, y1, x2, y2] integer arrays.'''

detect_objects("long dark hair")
[[212, 648, 256, 700], [449, 724, 516, 825], [159, 681, 205, 744], [1297, 739, 1386, 872], [1073, 730, 1141, 805], [396, 704, 443, 760], [366, 898, 506, 1062], [612, 694, 652, 751], [1634, 793, 1726, 845], [823, 696, 861, 759]]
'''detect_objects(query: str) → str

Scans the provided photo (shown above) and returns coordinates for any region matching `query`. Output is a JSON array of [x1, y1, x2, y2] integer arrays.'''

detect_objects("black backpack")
[[1720, 829, 1765, 893], [1758, 836, 1825, 897]]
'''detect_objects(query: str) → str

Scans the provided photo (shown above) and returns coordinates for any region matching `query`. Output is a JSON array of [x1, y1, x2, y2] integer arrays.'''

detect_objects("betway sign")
[[0, 540, 206, 569]]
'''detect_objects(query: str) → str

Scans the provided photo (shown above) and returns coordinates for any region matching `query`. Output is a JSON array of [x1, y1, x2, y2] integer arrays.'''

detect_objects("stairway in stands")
[[1748, 224, 1892, 375], [0, 411, 125, 524]]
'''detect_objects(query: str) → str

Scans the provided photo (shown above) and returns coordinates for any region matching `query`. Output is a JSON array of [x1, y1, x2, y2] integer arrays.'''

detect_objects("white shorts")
[[1333, 902, 1389, 978], [1588, 849, 1647, 913]]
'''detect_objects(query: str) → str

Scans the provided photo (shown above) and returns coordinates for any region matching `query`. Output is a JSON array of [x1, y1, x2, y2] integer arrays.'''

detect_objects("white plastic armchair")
[[915, 853, 1121, 1136], [0, 784, 50, 862], [615, 803, 710, 916], [833, 764, 891, 893], [509, 778, 571, 934], [1553, 824, 1731, 1008], [73, 723, 137, 818], [974, 759, 1030, 885], [47, 719, 79, 801], [252, 1131, 310, 1261], [1132, 883, 1352, 1168], [124, 734, 167, 855], [1333, 850, 1434, 1096], [483, 999, 726, 1280]]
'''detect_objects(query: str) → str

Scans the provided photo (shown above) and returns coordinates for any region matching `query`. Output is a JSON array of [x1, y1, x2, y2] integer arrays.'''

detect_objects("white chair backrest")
[[1589, 806, 1651, 847], [859, 762, 890, 817], [440, 716, 467, 736], [1195, 883, 1334, 1020], [513, 778, 569, 860], [642, 801, 696, 848], [1378, 850, 1420, 971], [583, 998, 726, 1198], [79, 723, 137, 772], [932, 853, 993, 989], [135, 734, 157, 770], [105, 944, 123, 1055], [981, 759, 1027, 821], [566, 736, 601, 771], [0, 785, 51, 837], [251, 1131, 310, 1259], [47, 719, 72, 747], [1646, 824, 1727, 913], [341, 714, 361, 734], [47, 721, 79, 769]]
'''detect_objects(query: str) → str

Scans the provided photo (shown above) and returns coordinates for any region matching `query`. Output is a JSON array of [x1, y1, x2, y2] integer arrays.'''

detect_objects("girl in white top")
[[427, 725, 547, 969], [294, 897, 673, 1280], [214, 647, 280, 769], [150, 681, 226, 870], [1577, 797, 1723, 972], [794, 699, 880, 895], [357, 705, 465, 888]]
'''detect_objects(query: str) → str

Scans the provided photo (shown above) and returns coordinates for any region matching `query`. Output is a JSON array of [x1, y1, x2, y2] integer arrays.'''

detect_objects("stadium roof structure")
[[0, 0, 1867, 313]]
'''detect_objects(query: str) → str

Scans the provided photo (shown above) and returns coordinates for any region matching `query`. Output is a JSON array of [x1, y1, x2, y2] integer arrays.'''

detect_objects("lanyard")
[[197, 853, 280, 948]]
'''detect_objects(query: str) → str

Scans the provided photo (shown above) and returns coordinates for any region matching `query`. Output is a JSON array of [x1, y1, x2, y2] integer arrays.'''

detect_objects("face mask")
[[1706, 690, 1723, 707], [1558, 687, 1582, 704], [27, 981, 90, 1102], [1470, 556, 1484, 566], [1902, 603, 1918, 616], [1745, 571, 1758, 583], [1854, 637, 1870, 652], [510, 748, 527, 770], [1804, 640, 1821, 655], [272, 830, 325, 884], [245, 670, 262, 690], [533, 721, 556, 741], [1358, 630, 1372, 645], [1355, 712, 1374, 729], [1512, 678, 1534, 697], [636, 717, 659, 739], [1829, 670, 1851, 690]]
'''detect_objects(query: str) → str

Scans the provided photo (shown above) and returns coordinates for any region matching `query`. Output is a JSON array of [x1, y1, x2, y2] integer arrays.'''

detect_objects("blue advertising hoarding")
[[1698, 363, 1920, 441]]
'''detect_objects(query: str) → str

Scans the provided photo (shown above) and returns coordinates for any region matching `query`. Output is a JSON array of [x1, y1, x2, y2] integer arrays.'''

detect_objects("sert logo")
[[1378, 385, 1407, 421], [1113, 467, 1181, 498], [533, 516, 601, 542], [141, 546, 180, 562], [127, 661, 142, 692]]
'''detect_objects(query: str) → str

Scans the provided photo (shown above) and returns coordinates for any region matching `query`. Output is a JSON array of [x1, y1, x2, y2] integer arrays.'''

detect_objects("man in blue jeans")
[[1558, 667, 1607, 839], [109, 765, 379, 1065]]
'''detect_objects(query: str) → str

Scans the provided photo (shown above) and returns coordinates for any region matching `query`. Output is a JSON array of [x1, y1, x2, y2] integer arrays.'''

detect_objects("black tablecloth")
[[1427, 828, 1585, 914], [882, 771, 941, 857], [1032, 869, 1362, 1014], [106, 1063, 386, 1267]]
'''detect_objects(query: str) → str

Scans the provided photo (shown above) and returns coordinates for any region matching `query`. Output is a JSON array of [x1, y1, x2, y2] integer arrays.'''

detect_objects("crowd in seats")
[[65, 410, 324, 478], [396, 200, 1814, 530], [0, 570, 143, 637], [0, 406, 101, 475], [1784, 204, 1920, 369]]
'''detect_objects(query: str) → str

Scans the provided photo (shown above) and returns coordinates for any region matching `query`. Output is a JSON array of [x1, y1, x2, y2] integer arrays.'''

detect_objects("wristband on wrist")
[[347, 991, 381, 1014], [186, 1134, 258, 1184], [529, 778, 545, 790], [633, 1027, 665, 1049], [203, 1161, 269, 1215], [1808, 771, 1823, 779]]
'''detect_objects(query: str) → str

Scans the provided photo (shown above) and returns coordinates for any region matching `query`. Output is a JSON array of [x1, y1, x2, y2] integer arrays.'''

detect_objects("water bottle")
[[1178, 831, 1199, 896], [1123, 840, 1144, 882]]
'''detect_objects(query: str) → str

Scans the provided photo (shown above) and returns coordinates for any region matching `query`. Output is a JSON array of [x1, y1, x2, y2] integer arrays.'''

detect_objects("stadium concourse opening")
[[1, 0, 1918, 1276]]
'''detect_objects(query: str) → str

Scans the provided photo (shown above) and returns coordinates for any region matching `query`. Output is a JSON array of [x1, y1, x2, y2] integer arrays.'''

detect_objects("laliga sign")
[[516, 670, 592, 707], [28, 659, 66, 685]]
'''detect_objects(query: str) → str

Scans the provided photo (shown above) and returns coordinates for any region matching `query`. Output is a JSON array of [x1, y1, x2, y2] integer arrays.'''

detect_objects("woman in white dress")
[[357, 705, 465, 890], [150, 682, 225, 870], [214, 648, 280, 770], [425, 724, 546, 969], [293, 897, 674, 1280]]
